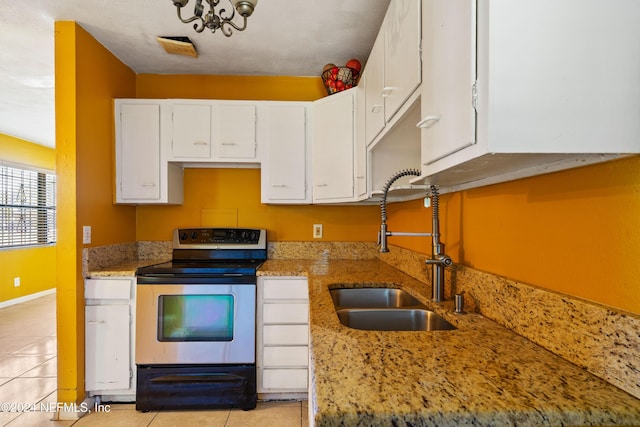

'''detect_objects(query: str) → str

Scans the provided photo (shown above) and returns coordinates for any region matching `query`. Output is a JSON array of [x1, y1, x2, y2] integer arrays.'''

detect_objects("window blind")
[[0, 163, 56, 248]]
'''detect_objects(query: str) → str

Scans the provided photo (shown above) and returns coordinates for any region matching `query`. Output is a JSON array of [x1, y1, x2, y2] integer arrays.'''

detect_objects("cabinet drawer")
[[85, 279, 131, 300], [262, 368, 308, 390], [262, 279, 308, 300], [263, 346, 308, 367], [263, 303, 308, 324], [263, 325, 308, 346]]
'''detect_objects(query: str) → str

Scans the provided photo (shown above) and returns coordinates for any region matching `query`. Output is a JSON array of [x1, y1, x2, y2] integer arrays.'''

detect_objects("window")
[[0, 163, 56, 248]]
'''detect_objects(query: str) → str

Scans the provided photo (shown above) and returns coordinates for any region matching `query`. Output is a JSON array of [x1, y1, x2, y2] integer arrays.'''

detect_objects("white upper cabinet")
[[420, 0, 476, 164], [354, 77, 368, 200], [415, 0, 640, 192], [383, 0, 422, 122], [365, 0, 422, 147], [168, 101, 258, 163], [312, 89, 355, 202], [213, 103, 258, 161], [364, 32, 386, 145], [260, 103, 311, 204], [170, 103, 212, 159], [115, 100, 183, 204]]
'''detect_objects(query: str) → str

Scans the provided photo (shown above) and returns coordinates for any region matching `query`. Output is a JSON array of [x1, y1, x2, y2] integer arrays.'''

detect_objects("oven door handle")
[[149, 373, 248, 385]]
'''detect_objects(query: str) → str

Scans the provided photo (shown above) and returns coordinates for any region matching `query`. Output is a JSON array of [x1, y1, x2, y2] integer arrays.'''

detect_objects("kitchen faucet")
[[377, 169, 452, 302]]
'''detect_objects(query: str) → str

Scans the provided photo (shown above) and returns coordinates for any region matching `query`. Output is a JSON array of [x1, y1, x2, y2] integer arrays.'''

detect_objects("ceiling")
[[0, 0, 391, 149]]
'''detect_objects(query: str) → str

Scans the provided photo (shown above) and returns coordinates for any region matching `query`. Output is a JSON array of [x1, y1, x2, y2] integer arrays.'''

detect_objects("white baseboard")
[[0, 288, 56, 309]]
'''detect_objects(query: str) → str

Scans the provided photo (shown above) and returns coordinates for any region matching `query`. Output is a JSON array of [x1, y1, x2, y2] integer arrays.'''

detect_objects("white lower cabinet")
[[257, 277, 309, 397], [85, 277, 136, 401]]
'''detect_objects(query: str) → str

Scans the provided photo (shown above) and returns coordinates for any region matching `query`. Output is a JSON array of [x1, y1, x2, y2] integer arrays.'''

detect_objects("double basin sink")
[[330, 287, 456, 332]]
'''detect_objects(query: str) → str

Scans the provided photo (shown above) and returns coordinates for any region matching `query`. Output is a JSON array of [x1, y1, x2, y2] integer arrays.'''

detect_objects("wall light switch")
[[14, 277, 20, 287], [83, 226, 91, 244], [313, 224, 323, 239]]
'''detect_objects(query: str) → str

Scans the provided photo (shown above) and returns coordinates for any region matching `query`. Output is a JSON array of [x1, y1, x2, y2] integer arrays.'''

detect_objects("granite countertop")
[[88, 259, 169, 277], [259, 259, 640, 427]]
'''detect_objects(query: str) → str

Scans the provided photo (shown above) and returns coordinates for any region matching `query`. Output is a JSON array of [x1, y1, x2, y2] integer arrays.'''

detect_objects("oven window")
[[158, 295, 234, 341]]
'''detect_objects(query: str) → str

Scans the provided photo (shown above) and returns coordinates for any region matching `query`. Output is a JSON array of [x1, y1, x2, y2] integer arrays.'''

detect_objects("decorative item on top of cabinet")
[[414, 0, 640, 193], [114, 99, 184, 205], [85, 277, 136, 402], [260, 102, 312, 204], [257, 277, 309, 398]]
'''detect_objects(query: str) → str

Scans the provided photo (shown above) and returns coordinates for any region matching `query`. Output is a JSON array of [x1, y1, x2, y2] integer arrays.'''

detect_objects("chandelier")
[[171, 0, 258, 37]]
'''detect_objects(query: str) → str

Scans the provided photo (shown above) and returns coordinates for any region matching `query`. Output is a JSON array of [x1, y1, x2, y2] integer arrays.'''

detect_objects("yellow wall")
[[388, 156, 640, 315], [55, 21, 136, 404], [0, 134, 56, 303], [134, 74, 382, 242]]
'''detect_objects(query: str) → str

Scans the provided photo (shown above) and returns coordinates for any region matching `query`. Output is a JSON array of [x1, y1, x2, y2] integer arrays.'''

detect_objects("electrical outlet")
[[313, 224, 323, 239], [83, 226, 91, 244], [14, 277, 20, 287]]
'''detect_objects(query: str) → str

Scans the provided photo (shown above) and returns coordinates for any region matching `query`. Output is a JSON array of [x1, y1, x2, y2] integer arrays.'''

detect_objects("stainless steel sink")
[[336, 308, 456, 331], [330, 287, 422, 308]]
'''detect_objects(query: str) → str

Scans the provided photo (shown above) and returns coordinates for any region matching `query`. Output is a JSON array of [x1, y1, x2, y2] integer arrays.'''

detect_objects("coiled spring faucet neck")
[[378, 169, 422, 253], [378, 170, 452, 302]]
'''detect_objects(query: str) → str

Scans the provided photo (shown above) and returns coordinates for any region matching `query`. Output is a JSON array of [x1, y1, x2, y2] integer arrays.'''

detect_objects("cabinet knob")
[[381, 87, 393, 98], [371, 105, 383, 114], [416, 115, 441, 128]]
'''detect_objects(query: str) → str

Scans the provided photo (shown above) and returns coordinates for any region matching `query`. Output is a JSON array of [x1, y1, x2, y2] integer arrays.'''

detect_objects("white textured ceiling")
[[0, 0, 391, 148]]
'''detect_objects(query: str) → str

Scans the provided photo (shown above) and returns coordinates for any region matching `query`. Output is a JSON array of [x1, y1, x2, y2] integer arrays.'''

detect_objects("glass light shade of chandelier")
[[171, 0, 258, 37]]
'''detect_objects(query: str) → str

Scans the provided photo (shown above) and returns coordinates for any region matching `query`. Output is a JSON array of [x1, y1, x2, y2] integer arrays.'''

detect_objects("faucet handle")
[[425, 254, 452, 266]]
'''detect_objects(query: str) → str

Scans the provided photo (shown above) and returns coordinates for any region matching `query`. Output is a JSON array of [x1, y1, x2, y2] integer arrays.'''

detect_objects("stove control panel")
[[175, 228, 265, 247]]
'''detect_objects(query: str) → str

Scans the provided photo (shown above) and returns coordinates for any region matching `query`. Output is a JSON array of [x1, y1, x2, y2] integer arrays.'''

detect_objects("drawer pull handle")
[[371, 105, 383, 114], [416, 115, 441, 128], [381, 87, 393, 97]]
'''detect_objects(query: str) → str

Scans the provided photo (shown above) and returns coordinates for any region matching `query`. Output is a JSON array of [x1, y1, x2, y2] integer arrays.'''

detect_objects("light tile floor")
[[0, 293, 309, 427]]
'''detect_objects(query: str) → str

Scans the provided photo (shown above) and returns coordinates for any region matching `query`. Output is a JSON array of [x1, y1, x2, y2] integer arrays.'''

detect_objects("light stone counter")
[[258, 259, 640, 427], [88, 259, 169, 277]]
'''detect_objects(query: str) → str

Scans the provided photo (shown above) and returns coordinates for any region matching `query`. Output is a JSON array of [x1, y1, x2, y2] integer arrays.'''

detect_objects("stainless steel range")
[[135, 227, 267, 411]]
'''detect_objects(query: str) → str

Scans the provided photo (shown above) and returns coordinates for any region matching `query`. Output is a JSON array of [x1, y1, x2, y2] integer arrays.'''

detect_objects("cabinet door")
[[364, 31, 386, 145], [170, 103, 212, 159], [214, 104, 257, 160], [420, 0, 477, 164], [312, 90, 355, 202], [117, 103, 161, 201], [384, 0, 422, 121], [354, 80, 368, 199], [85, 305, 130, 391], [261, 104, 309, 203]]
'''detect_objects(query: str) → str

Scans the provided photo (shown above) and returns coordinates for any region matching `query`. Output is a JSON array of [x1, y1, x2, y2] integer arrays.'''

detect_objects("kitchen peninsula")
[[258, 258, 640, 427], [88, 248, 640, 426]]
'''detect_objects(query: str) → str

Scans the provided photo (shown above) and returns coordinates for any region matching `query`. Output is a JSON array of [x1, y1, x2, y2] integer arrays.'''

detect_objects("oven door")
[[136, 283, 255, 365]]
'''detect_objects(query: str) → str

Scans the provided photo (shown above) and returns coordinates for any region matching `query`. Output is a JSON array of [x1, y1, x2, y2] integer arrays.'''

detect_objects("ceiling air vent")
[[157, 36, 198, 58]]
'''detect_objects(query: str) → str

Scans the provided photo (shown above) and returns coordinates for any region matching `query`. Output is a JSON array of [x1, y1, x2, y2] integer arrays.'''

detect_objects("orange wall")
[[388, 156, 640, 314], [55, 21, 137, 404], [0, 134, 56, 303], [134, 74, 381, 242], [136, 74, 326, 101], [137, 168, 381, 241]]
